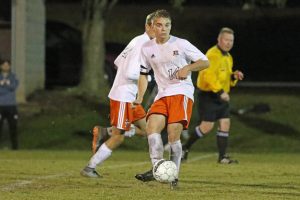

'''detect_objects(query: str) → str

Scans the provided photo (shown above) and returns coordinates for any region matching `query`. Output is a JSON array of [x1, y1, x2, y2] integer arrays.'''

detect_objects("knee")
[[168, 133, 181, 143], [116, 134, 125, 143], [219, 119, 230, 132], [199, 123, 214, 134], [111, 132, 125, 143]]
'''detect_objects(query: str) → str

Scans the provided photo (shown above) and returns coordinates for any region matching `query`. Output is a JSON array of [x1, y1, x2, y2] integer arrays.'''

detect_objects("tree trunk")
[[79, 0, 117, 100], [81, 15, 107, 97]]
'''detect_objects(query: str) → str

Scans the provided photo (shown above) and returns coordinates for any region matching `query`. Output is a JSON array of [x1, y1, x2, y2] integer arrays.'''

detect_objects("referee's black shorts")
[[196, 89, 230, 122]]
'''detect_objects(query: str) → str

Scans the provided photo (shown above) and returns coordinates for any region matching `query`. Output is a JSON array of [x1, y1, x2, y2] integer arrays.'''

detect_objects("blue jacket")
[[0, 73, 19, 106]]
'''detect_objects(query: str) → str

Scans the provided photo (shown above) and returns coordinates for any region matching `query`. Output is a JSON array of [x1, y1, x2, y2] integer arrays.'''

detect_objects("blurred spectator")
[[0, 59, 19, 150]]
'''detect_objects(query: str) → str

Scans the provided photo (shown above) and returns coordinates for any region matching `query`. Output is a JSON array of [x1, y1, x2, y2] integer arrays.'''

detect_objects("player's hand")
[[233, 70, 244, 80], [132, 98, 143, 108], [176, 67, 188, 80], [220, 92, 230, 102]]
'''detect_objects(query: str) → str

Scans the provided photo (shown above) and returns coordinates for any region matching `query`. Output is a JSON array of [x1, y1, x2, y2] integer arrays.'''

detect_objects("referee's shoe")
[[218, 156, 238, 164]]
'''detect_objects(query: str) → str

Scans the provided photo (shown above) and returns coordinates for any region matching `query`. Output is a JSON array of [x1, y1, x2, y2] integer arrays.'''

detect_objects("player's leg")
[[147, 114, 166, 165], [127, 104, 147, 137], [167, 122, 182, 189], [81, 100, 132, 178], [132, 118, 146, 137], [166, 95, 192, 167], [182, 91, 217, 161], [110, 104, 147, 138], [81, 127, 125, 178], [91, 104, 147, 154], [92, 124, 140, 153], [135, 114, 166, 182], [92, 126, 111, 154], [166, 95, 193, 189]]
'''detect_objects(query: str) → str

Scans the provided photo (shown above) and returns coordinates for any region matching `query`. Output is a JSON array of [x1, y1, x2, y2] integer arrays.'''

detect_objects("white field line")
[[0, 154, 214, 191], [1, 173, 67, 191], [187, 153, 216, 163]]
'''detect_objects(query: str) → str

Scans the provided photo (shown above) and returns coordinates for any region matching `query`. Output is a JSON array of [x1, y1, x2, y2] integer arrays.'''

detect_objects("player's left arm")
[[176, 39, 209, 80], [177, 59, 209, 80]]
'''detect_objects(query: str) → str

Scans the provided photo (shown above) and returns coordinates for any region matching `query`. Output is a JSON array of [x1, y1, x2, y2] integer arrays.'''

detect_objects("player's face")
[[153, 17, 171, 43], [218, 32, 234, 52]]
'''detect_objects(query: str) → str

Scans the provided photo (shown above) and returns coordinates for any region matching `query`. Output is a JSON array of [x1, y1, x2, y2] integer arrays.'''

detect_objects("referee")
[[182, 27, 244, 163]]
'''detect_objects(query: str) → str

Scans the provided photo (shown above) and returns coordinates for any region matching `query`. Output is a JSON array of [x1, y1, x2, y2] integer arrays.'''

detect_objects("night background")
[[2, 0, 300, 86], [46, 0, 300, 85]]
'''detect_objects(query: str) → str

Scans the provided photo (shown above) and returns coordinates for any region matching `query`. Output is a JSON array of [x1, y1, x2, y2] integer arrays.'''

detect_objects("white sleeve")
[[114, 39, 136, 69], [114, 37, 144, 80], [181, 39, 208, 62]]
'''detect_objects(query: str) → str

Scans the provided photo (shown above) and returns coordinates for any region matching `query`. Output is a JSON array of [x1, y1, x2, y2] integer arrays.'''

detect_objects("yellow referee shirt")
[[196, 45, 238, 93]]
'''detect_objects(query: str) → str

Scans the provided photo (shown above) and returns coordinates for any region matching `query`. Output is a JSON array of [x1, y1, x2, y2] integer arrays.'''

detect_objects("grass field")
[[0, 88, 299, 153], [0, 150, 299, 200], [0, 89, 299, 199]]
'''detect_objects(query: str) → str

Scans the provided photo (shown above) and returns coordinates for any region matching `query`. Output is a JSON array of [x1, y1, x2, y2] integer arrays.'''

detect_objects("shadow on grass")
[[230, 103, 300, 139], [234, 114, 300, 139]]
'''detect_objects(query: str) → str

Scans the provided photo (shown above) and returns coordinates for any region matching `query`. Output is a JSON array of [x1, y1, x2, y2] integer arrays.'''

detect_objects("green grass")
[[0, 150, 299, 200], [1, 88, 300, 153]]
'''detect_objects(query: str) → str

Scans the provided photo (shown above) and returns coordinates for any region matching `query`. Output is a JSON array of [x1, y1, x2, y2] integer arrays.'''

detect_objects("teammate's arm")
[[134, 74, 148, 105]]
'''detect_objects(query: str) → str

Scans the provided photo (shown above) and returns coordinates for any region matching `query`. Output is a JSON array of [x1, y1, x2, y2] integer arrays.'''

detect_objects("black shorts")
[[196, 90, 230, 122]]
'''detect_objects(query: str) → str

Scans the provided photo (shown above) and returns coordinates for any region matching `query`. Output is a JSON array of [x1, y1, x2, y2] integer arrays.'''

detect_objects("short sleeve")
[[181, 39, 208, 62]]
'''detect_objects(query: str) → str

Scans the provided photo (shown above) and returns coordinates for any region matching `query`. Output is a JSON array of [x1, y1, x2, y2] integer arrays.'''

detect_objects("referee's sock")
[[216, 131, 229, 159], [183, 126, 204, 150]]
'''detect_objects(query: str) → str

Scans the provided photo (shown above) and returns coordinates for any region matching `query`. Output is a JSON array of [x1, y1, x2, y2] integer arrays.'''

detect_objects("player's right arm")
[[134, 74, 148, 105], [134, 45, 152, 105]]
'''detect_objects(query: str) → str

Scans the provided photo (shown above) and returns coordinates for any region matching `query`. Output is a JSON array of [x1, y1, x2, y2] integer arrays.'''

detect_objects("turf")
[[0, 150, 299, 200], [1, 88, 299, 153]]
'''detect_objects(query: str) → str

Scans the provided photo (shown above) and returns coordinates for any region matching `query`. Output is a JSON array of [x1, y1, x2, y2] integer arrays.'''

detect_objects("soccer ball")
[[153, 159, 178, 183]]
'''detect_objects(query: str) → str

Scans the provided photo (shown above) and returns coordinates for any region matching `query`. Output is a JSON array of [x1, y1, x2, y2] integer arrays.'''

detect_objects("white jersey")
[[140, 36, 208, 101], [109, 33, 151, 102]]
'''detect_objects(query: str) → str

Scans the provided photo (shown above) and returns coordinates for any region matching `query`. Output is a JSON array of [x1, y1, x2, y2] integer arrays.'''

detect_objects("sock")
[[88, 143, 112, 168], [169, 140, 182, 174], [216, 131, 229, 159], [148, 133, 164, 166], [107, 127, 112, 136], [124, 124, 136, 137], [183, 126, 204, 150]]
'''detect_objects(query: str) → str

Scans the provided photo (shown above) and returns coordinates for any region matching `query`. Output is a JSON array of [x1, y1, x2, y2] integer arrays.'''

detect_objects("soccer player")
[[134, 10, 209, 188], [181, 27, 244, 164], [80, 12, 156, 178]]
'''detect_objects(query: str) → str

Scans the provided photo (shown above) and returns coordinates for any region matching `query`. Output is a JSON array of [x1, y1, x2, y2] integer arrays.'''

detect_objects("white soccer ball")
[[153, 159, 178, 183]]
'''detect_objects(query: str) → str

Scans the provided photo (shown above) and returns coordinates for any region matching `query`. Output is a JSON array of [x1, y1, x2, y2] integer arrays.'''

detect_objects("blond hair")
[[145, 12, 155, 26], [219, 27, 234, 36]]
